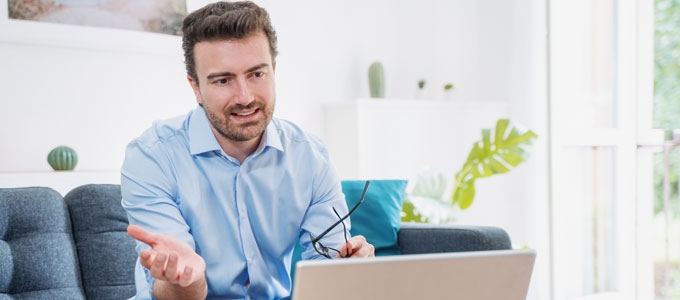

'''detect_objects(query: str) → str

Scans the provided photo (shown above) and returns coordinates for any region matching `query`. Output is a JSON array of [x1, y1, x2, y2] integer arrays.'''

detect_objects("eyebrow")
[[206, 63, 270, 80]]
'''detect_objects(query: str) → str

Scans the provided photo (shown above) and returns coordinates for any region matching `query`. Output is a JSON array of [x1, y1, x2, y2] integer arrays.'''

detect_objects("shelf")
[[323, 98, 510, 180], [0, 170, 120, 196]]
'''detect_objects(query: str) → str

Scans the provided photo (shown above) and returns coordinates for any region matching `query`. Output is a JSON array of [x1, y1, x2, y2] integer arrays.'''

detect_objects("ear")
[[187, 75, 203, 105], [272, 60, 276, 72]]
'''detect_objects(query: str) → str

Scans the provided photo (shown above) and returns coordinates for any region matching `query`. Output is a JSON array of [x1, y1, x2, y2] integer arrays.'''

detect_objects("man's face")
[[188, 32, 276, 143]]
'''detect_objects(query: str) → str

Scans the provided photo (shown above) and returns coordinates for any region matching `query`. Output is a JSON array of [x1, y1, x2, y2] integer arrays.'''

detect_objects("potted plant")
[[402, 118, 538, 222], [415, 79, 426, 99], [443, 83, 454, 99]]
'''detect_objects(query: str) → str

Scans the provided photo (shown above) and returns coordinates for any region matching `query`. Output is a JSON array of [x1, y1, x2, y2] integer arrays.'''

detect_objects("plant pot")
[[47, 146, 78, 171]]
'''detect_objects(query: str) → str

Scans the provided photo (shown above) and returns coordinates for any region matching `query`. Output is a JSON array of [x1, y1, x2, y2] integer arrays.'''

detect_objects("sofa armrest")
[[64, 184, 136, 300], [397, 223, 512, 254]]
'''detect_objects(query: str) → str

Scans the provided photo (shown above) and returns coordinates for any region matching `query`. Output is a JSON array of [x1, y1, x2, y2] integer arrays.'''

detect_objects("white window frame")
[[548, 0, 658, 299]]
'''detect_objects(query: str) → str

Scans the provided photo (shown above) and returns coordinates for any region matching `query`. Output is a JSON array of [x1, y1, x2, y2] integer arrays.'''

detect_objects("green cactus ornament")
[[47, 146, 78, 171], [368, 61, 385, 98]]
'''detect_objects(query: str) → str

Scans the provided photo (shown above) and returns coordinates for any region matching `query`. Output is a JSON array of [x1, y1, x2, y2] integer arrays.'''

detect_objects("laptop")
[[291, 249, 536, 300]]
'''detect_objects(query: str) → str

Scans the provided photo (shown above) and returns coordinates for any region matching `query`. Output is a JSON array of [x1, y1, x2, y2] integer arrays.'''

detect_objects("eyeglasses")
[[309, 180, 370, 259]]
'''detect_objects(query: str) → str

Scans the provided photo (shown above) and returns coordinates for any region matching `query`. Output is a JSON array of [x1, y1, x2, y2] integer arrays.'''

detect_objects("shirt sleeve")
[[296, 137, 350, 260], [121, 136, 196, 298]]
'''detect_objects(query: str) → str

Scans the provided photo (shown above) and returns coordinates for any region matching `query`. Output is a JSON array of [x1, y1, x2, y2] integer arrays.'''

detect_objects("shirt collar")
[[263, 119, 284, 152], [188, 106, 284, 155], [188, 106, 221, 155]]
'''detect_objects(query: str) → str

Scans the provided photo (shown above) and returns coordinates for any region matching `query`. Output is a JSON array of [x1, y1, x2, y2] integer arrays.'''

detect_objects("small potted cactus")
[[368, 61, 385, 98], [47, 146, 78, 171], [443, 83, 454, 100], [415, 79, 426, 99]]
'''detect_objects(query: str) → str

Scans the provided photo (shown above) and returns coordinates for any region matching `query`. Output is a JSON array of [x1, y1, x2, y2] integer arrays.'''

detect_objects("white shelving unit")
[[0, 170, 121, 196], [323, 98, 510, 181]]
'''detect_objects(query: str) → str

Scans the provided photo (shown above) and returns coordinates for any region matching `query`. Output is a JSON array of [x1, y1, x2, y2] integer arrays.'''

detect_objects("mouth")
[[230, 108, 260, 121]]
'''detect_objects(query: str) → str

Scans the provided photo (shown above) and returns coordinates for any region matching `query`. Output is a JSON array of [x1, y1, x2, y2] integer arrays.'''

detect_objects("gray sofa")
[[0, 184, 511, 299]]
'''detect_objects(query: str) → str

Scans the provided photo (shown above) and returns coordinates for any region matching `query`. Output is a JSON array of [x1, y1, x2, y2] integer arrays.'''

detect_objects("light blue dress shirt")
[[121, 106, 349, 299]]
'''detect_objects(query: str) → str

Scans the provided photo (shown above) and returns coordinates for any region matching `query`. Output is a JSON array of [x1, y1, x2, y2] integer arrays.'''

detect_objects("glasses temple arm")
[[310, 180, 371, 243]]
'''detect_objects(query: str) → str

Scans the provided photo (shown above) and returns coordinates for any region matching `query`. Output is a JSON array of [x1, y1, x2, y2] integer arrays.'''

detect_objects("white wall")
[[0, 0, 521, 172], [0, 41, 195, 171], [0, 1, 550, 297]]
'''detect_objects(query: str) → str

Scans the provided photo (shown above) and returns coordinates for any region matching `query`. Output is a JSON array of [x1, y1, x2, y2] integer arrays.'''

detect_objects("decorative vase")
[[47, 146, 78, 171], [368, 61, 385, 98]]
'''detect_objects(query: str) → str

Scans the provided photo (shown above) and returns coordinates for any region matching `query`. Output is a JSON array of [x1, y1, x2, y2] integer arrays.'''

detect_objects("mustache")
[[226, 102, 261, 114]]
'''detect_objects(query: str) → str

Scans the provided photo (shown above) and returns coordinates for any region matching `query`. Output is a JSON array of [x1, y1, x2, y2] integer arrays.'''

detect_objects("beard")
[[203, 100, 274, 142]]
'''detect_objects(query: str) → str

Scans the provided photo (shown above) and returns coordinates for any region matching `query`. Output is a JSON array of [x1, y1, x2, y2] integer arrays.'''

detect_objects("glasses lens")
[[311, 234, 346, 259], [327, 247, 343, 258]]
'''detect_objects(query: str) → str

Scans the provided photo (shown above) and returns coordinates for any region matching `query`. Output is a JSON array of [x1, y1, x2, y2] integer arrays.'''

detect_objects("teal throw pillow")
[[342, 179, 407, 256], [290, 179, 407, 284]]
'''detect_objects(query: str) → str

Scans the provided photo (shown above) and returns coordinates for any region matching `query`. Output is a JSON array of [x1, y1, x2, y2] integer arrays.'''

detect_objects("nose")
[[233, 77, 254, 106]]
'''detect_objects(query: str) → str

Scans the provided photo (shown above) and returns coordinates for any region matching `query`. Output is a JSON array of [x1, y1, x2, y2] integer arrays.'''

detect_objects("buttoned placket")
[[224, 150, 263, 297]]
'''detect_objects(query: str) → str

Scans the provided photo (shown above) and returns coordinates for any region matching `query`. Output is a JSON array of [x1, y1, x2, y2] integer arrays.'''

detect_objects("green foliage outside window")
[[654, 1, 680, 297], [654, 0, 680, 218], [654, 153, 679, 218], [654, 0, 680, 130]]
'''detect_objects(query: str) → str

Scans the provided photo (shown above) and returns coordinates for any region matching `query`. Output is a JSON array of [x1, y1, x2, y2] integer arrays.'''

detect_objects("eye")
[[253, 72, 265, 78], [214, 78, 230, 85]]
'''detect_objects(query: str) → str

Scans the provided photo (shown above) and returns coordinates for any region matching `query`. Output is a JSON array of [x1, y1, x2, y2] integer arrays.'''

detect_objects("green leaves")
[[411, 170, 447, 199], [654, 0, 680, 130], [401, 169, 457, 224], [451, 119, 538, 210], [401, 196, 429, 223]]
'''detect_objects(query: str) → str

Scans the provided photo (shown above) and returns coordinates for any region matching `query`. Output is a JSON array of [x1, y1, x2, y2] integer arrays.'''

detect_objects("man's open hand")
[[127, 225, 207, 299]]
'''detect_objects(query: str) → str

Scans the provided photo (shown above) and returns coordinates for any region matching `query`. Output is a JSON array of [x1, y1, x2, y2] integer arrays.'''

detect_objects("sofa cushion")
[[0, 187, 85, 299], [64, 184, 137, 300]]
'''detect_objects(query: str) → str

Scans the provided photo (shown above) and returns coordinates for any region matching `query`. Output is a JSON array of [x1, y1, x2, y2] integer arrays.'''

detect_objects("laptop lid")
[[292, 249, 536, 300]]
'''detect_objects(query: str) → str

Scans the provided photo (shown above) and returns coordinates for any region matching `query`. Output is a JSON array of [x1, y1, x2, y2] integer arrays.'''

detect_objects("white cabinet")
[[323, 98, 510, 181], [0, 170, 120, 196]]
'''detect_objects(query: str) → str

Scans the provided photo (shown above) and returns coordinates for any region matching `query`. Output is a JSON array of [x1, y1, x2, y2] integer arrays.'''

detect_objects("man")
[[121, 1, 374, 299]]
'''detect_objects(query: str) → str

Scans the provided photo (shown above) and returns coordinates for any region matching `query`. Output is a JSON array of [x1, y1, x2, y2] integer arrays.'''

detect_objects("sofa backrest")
[[0, 187, 86, 299], [64, 184, 137, 300], [397, 223, 512, 254]]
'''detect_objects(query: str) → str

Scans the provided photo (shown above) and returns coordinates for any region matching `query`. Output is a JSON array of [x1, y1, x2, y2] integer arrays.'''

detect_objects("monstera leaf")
[[401, 195, 429, 223], [401, 169, 457, 224], [451, 119, 538, 209]]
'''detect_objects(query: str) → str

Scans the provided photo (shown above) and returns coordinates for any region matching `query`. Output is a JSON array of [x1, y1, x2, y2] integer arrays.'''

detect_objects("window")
[[652, 0, 680, 298], [549, 0, 640, 298]]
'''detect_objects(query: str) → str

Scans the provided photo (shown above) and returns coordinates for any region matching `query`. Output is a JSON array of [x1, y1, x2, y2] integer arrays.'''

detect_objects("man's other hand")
[[339, 235, 375, 258]]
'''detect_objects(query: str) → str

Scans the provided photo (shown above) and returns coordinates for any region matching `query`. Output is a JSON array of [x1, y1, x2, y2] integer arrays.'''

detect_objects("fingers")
[[338, 239, 357, 258], [142, 249, 187, 284], [165, 252, 180, 281], [178, 266, 195, 287], [347, 235, 375, 258], [139, 249, 154, 268], [149, 252, 169, 279]]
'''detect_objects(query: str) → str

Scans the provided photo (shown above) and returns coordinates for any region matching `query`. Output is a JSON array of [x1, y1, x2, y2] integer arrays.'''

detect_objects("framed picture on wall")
[[8, 0, 187, 36], [0, 0, 209, 54]]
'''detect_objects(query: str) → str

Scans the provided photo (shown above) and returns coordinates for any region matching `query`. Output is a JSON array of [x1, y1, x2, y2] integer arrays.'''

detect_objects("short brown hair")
[[181, 1, 278, 83]]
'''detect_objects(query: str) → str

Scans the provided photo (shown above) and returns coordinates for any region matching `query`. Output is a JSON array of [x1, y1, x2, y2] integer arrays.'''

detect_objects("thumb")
[[127, 224, 158, 246], [343, 241, 354, 257]]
